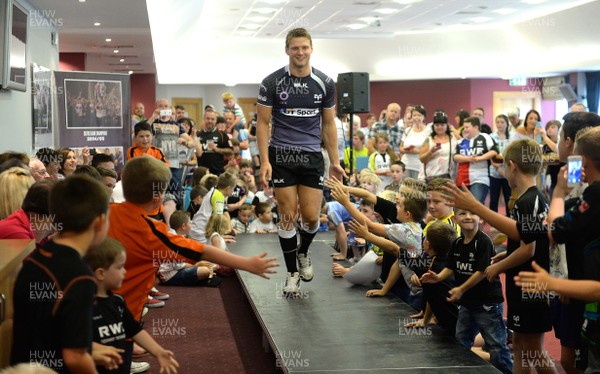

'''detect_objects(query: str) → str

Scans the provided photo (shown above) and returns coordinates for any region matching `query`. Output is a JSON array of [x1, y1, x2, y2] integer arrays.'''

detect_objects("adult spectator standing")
[[400, 105, 431, 179], [257, 28, 344, 297], [222, 92, 246, 130], [132, 102, 146, 123], [507, 108, 522, 133], [471, 107, 493, 134], [335, 113, 348, 170], [419, 111, 457, 182], [174, 104, 186, 121], [368, 102, 403, 155], [150, 99, 192, 204], [147, 98, 173, 124], [197, 109, 233, 175], [569, 102, 586, 112]]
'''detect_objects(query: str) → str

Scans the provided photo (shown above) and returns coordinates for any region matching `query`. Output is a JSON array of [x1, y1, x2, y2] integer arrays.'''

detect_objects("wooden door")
[[172, 97, 203, 126], [492, 91, 541, 131], [237, 97, 258, 126]]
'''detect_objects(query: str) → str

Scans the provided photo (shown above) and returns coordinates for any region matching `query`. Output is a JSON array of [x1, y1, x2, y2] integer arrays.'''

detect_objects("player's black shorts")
[[507, 299, 552, 333], [269, 146, 324, 189]]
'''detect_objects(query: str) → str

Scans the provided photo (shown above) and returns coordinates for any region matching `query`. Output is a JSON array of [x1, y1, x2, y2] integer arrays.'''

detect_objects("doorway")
[[492, 91, 541, 131], [172, 97, 204, 125]]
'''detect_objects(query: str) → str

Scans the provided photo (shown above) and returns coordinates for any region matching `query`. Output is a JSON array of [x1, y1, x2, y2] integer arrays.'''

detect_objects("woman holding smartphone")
[[419, 111, 456, 182]]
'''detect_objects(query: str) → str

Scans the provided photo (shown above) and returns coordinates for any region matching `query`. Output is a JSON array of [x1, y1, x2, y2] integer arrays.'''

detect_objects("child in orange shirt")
[[127, 122, 169, 165]]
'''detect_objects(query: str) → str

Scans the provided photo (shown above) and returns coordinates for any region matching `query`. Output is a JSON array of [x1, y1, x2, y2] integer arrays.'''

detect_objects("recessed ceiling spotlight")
[[105, 38, 112, 42], [93, 22, 101, 26], [128, 70, 133, 75], [113, 49, 119, 53], [253, 7, 277, 14], [119, 58, 125, 62], [494, 8, 517, 15], [346, 23, 367, 30], [470, 16, 492, 23], [359, 17, 379, 23], [374, 8, 399, 15], [79, 0, 86, 2], [243, 24, 262, 30], [247, 16, 269, 22]]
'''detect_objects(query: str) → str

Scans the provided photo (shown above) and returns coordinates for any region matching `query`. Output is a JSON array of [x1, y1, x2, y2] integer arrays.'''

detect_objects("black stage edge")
[[229, 232, 500, 373]]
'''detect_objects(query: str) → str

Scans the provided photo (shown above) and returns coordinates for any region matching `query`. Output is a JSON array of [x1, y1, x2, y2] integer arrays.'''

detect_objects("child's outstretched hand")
[[324, 176, 344, 190], [441, 182, 478, 210], [248, 252, 279, 279], [329, 179, 350, 205], [348, 219, 369, 238], [156, 349, 179, 374], [420, 270, 439, 284], [514, 261, 551, 294]]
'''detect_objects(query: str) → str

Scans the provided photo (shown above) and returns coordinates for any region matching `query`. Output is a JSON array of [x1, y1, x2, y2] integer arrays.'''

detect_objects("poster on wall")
[[32, 63, 54, 149], [64, 79, 123, 129], [54, 71, 130, 172]]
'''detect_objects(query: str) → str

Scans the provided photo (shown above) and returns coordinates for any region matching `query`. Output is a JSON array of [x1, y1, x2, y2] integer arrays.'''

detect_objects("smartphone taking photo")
[[567, 155, 582, 187]]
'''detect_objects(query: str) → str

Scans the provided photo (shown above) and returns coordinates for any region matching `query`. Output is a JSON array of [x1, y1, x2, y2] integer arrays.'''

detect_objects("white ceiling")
[[28, 0, 600, 83]]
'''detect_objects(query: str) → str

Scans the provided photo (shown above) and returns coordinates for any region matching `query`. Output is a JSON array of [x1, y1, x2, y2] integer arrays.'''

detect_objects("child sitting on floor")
[[231, 203, 253, 234], [157, 211, 221, 287], [206, 213, 232, 250], [248, 202, 277, 234]]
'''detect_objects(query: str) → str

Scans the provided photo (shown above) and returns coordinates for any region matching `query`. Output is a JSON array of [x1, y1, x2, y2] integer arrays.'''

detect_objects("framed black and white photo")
[[54, 71, 130, 153]]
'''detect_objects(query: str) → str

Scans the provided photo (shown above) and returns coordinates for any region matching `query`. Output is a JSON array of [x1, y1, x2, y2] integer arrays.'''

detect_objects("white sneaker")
[[297, 251, 314, 282], [282, 272, 301, 297], [130, 361, 150, 373]]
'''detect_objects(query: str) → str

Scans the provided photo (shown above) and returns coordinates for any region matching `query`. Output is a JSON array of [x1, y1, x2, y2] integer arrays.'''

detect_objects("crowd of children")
[[4, 105, 600, 373]]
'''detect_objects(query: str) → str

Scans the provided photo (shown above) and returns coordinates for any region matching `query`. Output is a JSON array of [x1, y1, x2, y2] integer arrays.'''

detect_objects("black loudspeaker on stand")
[[337, 72, 370, 176], [337, 72, 370, 114]]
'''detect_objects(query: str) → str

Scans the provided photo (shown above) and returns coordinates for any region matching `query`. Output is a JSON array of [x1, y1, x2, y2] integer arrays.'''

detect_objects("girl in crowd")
[[489, 114, 512, 214], [419, 111, 457, 182]]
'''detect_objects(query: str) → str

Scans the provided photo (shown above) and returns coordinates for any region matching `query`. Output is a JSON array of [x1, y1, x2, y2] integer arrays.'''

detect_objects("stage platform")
[[229, 232, 500, 373]]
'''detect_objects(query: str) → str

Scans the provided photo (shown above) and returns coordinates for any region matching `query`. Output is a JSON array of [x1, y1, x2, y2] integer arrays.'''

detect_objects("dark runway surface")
[[229, 232, 500, 373]]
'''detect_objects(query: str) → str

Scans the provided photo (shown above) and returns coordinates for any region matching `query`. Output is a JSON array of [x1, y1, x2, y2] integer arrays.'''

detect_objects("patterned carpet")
[[137, 277, 277, 374]]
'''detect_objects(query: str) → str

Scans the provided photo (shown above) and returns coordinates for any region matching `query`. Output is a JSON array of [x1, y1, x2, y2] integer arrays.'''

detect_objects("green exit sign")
[[509, 77, 527, 86]]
